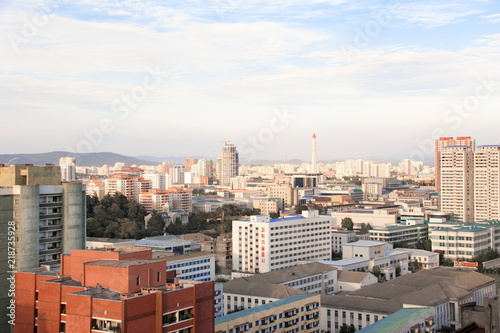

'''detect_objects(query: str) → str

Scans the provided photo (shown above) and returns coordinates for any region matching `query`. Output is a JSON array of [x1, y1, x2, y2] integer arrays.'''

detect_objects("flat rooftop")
[[215, 295, 317, 325], [357, 307, 433, 333]]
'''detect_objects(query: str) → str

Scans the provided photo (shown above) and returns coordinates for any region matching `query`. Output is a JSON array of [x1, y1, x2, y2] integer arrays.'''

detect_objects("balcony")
[[40, 224, 62, 231], [91, 318, 122, 332], [39, 248, 61, 256], [40, 202, 63, 208], [40, 236, 62, 243]]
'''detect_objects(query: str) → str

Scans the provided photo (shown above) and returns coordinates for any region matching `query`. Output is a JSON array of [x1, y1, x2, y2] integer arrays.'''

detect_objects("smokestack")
[[312, 134, 317, 173]]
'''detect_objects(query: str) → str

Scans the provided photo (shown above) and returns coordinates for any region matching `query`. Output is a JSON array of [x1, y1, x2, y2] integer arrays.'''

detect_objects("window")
[[136, 275, 140, 285], [157, 272, 160, 281]]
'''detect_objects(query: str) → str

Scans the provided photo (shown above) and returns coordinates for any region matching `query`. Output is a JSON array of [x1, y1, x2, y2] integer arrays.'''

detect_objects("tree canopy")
[[341, 217, 354, 230]]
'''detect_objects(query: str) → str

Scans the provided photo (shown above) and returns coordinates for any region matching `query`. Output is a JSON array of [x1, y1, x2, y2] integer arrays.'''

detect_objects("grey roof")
[[153, 251, 214, 262], [223, 280, 309, 299], [242, 262, 337, 285], [322, 268, 495, 314], [338, 271, 371, 284]]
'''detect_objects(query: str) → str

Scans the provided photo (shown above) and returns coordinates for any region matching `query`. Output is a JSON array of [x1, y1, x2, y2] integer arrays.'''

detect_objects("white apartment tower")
[[232, 210, 332, 274], [474, 145, 500, 221], [59, 157, 76, 181], [198, 158, 213, 179], [439, 146, 475, 222], [217, 141, 239, 187], [142, 172, 171, 190]]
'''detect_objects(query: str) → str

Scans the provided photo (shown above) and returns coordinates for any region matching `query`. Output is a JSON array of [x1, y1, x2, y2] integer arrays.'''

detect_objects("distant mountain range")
[[0, 152, 432, 168], [0, 152, 158, 167]]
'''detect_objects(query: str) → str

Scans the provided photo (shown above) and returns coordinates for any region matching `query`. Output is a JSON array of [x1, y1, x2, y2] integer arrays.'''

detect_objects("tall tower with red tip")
[[312, 133, 318, 173]]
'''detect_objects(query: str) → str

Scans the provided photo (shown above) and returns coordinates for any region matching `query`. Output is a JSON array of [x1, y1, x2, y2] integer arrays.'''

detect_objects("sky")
[[1, 0, 500, 163]]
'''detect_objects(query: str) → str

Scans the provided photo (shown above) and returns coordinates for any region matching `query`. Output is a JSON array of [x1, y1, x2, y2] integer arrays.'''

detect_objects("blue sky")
[[1, 0, 499, 162]]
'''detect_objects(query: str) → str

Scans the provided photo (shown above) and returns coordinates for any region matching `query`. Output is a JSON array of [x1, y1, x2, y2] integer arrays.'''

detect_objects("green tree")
[[147, 211, 165, 236], [360, 223, 372, 232], [341, 217, 354, 230], [166, 218, 187, 235], [294, 205, 309, 215], [227, 306, 245, 314], [396, 265, 401, 277], [339, 324, 356, 333], [86, 217, 103, 237], [372, 266, 381, 278], [269, 212, 280, 219]]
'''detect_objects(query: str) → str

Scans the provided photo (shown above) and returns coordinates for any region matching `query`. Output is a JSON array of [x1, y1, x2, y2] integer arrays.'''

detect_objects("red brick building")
[[14, 248, 214, 333]]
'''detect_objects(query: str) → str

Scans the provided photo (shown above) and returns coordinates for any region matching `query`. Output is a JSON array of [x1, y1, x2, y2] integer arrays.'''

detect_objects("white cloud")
[[483, 13, 500, 23]]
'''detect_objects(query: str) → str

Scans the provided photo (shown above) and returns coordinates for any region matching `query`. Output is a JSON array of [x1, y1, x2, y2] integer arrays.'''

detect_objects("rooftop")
[[322, 258, 369, 266], [322, 268, 495, 314], [345, 240, 387, 247], [357, 307, 433, 333], [86, 259, 165, 268], [153, 251, 214, 262], [338, 271, 372, 284], [215, 295, 317, 325]]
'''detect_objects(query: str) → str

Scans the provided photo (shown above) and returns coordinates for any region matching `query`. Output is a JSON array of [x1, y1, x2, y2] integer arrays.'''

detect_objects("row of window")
[[167, 258, 210, 270]]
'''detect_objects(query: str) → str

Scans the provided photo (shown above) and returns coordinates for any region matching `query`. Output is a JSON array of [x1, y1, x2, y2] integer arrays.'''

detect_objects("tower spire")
[[312, 133, 317, 173]]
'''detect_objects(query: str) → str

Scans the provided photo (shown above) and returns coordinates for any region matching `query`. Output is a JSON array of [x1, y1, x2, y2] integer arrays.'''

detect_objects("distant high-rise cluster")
[[59, 157, 76, 181]]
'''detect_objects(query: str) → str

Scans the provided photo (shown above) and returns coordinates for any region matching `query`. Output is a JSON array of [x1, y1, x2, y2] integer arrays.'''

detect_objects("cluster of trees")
[[166, 204, 260, 236], [340, 217, 372, 232], [87, 195, 260, 239], [393, 239, 432, 252], [294, 204, 328, 215], [86, 194, 149, 239]]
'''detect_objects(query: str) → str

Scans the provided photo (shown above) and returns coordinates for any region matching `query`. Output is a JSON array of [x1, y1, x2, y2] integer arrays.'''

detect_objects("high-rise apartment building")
[[435, 137, 475, 192], [232, 210, 332, 274], [59, 157, 76, 181], [185, 158, 198, 173], [142, 172, 171, 190], [105, 174, 151, 202], [217, 142, 239, 187], [439, 146, 475, 222], [198, 159, 213, 179], [0, 164, 85, 331], [171, 165, 186, 184], [474, 145, 500, 221], [140, 188, 192, 214]]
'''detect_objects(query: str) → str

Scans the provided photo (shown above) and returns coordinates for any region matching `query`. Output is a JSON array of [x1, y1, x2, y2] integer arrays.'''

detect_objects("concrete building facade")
[[232, 210, 332, 274], [0, 164, 86, 332]]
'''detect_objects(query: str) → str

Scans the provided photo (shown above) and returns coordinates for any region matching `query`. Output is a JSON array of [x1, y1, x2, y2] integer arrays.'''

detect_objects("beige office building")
[[474, 145, 500, 221]]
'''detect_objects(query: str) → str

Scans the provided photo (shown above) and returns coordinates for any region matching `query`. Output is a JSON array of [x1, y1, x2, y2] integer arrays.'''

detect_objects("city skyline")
[[2, 1, 500, 161]]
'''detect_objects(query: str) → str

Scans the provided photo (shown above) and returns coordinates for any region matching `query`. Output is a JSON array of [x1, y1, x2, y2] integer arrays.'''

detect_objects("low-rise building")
[[320, 268, 496, 332], [134, 235, 201, 254], [368, 218, 428, 245], [332, 229, 369, 253], [337, 271, 378, 292], [215, 295, 321, 333], [429, 220, 500, 260], [357, 306, 435, 333], [154, 251, 216, 282], [392, 248, 440, 270], [224, 262, 337, 314], [86, 237, 136, 249]]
